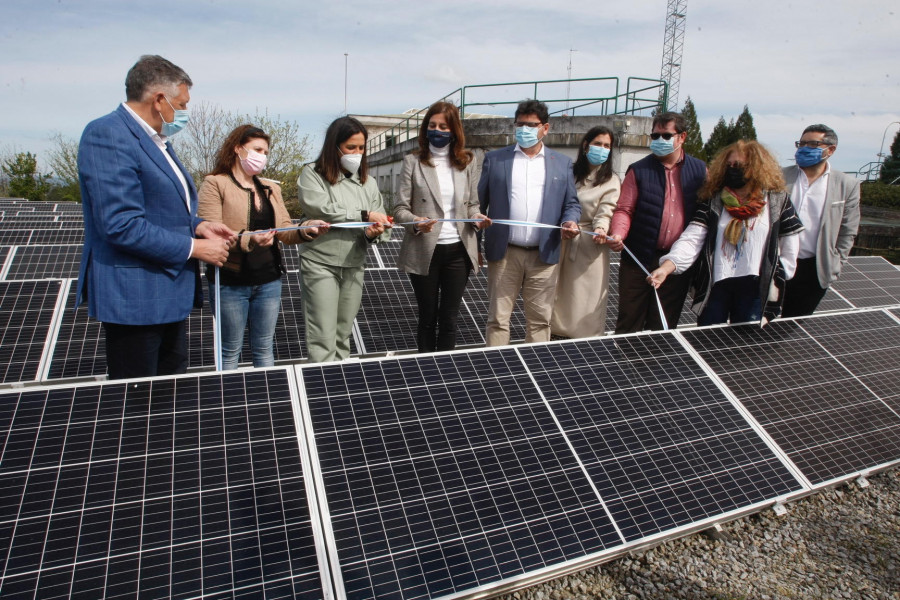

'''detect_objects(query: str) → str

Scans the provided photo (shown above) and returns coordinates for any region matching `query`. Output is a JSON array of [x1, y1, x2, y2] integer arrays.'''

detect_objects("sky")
[[1, 0, 898, 175]]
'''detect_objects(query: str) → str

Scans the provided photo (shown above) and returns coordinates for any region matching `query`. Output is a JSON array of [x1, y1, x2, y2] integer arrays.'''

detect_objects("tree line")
[[0, 103, 312, 213]]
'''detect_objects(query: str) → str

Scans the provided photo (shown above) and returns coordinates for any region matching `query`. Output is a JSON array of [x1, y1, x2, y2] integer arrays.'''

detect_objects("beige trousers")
[[486, 245, 559, 346]]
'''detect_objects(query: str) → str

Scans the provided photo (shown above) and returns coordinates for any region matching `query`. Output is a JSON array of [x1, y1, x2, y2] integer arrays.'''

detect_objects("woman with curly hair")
[[648, 140, 803, 326]]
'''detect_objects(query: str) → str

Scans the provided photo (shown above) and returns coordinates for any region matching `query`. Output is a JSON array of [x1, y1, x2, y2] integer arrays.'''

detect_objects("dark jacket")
[[626, 152, 707, 269]]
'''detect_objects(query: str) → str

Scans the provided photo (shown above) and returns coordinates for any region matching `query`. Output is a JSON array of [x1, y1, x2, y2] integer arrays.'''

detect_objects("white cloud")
[[1, 0, 898, 176]]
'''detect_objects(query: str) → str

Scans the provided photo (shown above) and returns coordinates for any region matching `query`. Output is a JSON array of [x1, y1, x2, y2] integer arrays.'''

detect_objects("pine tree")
[[880, 130, 900, 184], [703, 117, 732, 163], [1, 152, 51, 201], [731, 105, 758, 142], [681, 97, 704, 160]]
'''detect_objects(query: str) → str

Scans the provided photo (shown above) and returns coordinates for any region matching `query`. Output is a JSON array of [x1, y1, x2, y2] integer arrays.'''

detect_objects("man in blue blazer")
[[478, 100, 581, 346], [77, 55, 233, 379]]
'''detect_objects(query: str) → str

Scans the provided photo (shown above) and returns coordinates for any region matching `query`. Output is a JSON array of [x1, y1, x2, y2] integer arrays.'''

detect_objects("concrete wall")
[[368, 115, 655, 207]]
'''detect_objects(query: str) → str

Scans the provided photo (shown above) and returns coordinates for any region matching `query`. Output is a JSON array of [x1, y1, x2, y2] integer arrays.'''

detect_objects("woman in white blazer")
[[394, 102, 490, 352]]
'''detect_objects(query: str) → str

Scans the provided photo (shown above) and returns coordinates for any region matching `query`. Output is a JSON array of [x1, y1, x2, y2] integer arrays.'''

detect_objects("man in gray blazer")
[[478, 100, 581, 346], [782, 124, 860, 317]]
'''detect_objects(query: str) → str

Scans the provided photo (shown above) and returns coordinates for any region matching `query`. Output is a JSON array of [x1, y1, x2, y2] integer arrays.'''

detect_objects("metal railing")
[[858, 161, 883, 182], [367, 76, 667, 154]]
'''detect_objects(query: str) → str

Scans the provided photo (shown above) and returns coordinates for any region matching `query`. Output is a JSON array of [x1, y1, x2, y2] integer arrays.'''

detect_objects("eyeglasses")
[[795, 140, 831, 148], [650, 132, 679, 140], [515, 121, 543, 128]]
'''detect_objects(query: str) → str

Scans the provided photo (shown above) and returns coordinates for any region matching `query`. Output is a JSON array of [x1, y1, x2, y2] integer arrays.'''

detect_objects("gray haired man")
[[781, 124, 860, 317]]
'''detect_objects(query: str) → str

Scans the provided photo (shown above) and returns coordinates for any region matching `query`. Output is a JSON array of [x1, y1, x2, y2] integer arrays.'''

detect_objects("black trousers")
[[408, 242, 472, 352], [782, 256, 828, 318], [614, 250, 693, 334], [103, 321, 189, 380]]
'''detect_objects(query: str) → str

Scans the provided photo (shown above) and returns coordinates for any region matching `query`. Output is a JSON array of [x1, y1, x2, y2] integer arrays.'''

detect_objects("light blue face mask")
[[586, 145, 610, 165], [515, 126, 541, 149], [649, 138, 675, 157], [795, 146, 825, 167], [160, 96, 190, 137]]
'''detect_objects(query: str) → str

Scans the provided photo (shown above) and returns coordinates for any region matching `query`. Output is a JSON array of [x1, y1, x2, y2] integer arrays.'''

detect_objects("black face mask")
[[724, 166, 747, 189]]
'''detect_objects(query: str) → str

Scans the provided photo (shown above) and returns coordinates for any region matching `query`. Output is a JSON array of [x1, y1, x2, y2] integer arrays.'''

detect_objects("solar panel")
[[186, 278, 215, 370], [279, 243, 301, 273], [517, 335, 803, 540], [0, 231, 34, 246], [3, 245, 82, 280], [0, 279, 63, 384], [27, 230, 85, 246], [354, 268, 419, 354], [0, 369, 329, 599], [374, 241, 400, 268], [462, 269, 528, 343], [297, 351, 623, 600], [680, 312, 900, 486], [829, 256, 900, 308], [45, 281, 105, 381], [354, 268, 485, 355]]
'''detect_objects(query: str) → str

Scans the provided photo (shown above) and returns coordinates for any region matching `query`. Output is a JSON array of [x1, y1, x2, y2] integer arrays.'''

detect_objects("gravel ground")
[[498, 469, 900, 600]]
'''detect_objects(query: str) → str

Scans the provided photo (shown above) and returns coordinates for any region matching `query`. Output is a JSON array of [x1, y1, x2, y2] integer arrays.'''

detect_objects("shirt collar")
[[514, 143, 545, 158], [799, 161, 831, 185], [121, 102, 168, 146]]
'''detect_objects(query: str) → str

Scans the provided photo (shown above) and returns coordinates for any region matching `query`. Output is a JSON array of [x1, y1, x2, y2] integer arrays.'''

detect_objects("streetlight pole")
[[344, 53, 349, 114], [878, 121, 900, 162]]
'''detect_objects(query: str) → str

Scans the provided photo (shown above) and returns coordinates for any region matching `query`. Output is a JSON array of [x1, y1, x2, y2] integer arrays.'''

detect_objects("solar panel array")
[[2, 307, 898, 599], [0, 199, 898, 384]]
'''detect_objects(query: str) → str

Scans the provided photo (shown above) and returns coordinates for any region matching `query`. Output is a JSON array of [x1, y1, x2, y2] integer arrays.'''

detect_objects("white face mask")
[[339, 151, 363, 174]]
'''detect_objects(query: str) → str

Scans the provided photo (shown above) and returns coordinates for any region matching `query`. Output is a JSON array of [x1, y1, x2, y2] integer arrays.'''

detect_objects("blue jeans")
[[698, 275, 761, 326], [210, 279, 282, 369]]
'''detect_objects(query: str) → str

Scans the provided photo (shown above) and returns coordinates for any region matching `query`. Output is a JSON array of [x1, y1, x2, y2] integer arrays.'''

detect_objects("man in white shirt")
[[478, 100, 581, 345], [77, 55, 234, 379], [781, 124, 860, 317]]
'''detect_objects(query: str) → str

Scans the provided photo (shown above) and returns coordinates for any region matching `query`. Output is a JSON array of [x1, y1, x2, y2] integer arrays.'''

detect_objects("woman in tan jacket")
[[551, 125, 621, 338], [393, 102, 490, 352], [198, 124, 327, 369]]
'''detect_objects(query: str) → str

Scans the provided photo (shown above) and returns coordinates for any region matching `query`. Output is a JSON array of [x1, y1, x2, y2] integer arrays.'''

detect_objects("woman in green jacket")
[[297, 116, 390, 362]]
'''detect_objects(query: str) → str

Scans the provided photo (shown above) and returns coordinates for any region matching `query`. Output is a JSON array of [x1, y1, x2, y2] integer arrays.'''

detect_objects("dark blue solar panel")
[[4, 245, 81, 280], [299, 350, 622, 600], [681, 312, 900, 485], [0, 370, 326, 599], [518, 335, 803, 541], [0, 280, 62, 384]]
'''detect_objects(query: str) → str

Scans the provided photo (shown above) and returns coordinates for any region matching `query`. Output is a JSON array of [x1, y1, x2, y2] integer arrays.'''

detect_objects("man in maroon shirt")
[[606, 113, 707, 333]]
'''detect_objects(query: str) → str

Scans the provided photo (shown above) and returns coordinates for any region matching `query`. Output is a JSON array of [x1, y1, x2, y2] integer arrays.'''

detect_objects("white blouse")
[[430, 144, 460, 245], [662, 199, 799, 281]]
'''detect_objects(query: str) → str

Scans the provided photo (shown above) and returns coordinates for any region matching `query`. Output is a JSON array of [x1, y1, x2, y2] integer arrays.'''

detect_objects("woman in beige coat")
[[198, 124, 327, 369], [551, 125, 621, 338], [393, 102, 490, 352]]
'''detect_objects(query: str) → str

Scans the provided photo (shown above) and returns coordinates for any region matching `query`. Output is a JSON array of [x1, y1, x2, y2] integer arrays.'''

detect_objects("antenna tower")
[[660, 0, 687, 111]]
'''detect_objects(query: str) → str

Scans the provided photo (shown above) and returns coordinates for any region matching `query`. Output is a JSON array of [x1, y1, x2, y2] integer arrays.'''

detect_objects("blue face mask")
[[426, 129, 453, 149], [649, 138, 675, 157], [515, 126, 541, 149], [160, 96, 190, 137], [586, 146, 610, 165], [795, 146, 825, 167]]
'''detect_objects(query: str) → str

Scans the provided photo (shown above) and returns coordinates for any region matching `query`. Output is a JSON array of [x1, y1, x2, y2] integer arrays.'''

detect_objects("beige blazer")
[[394, 153, 481, 275], [198, 173, 305, 272]]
